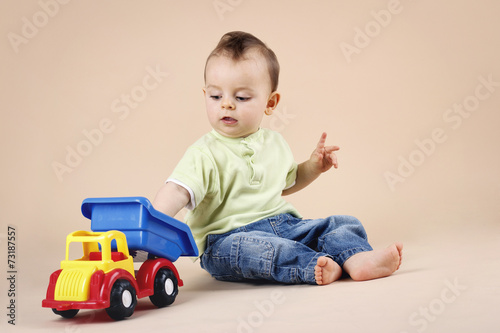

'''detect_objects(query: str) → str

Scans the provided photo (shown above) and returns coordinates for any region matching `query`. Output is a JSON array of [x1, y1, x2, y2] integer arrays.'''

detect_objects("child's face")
[[203, 51, 279, 138]]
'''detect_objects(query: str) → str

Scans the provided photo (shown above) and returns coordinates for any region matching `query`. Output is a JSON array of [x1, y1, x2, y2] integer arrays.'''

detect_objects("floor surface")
[[8, 223, 500, 333]]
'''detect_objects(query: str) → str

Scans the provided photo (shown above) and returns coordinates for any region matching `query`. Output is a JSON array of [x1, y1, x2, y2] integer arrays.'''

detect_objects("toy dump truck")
[[42, 197, 198, 320]]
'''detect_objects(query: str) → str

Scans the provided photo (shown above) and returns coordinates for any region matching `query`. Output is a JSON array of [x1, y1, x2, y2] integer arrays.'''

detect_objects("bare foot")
[[314, 256, 342, 285], [343, 242, 403, 281]]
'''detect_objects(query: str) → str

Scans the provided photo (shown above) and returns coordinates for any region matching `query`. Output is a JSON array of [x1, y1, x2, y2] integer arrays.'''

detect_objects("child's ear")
[[265, 92, 280, 115]]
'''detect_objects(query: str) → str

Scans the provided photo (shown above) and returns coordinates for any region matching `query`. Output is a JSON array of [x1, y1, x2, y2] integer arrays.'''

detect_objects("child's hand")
[[283, 132, 340, 195], [309, 132, 339, 174]]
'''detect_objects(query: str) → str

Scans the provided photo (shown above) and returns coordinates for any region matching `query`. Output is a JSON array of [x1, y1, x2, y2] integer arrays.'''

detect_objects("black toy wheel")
[[52, 308, 79, 318], [149, 268, 179, 307], [105, 279, 137, 320]]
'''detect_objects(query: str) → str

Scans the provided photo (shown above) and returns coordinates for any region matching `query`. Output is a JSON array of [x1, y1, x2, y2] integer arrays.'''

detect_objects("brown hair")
[[204, 31, 280, 92]]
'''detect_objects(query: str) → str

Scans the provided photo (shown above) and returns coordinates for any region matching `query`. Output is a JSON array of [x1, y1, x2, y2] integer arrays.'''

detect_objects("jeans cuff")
[[335, 247, 371, 267]]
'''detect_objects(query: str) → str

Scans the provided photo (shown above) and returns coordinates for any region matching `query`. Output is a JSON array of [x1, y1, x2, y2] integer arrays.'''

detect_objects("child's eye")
[[210, 95, 222, 100], [236, 96, 250, 102]]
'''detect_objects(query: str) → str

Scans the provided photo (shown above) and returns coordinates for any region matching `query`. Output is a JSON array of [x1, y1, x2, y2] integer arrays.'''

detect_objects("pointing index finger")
[[317, 132, 328, 149]]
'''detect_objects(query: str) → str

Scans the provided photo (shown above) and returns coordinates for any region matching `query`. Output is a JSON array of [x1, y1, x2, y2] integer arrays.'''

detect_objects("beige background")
[[1, 0, 499, 332]]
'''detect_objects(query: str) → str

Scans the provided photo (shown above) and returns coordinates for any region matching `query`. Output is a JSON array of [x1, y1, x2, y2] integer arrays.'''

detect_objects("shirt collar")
[[210, 128, 263, 144]]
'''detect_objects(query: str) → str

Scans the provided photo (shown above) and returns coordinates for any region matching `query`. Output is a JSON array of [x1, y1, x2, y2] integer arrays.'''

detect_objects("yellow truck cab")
[[55, 230, 134, 302]]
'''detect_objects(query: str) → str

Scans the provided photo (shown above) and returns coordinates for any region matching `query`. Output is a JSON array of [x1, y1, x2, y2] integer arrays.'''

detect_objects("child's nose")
[[221, 97, 235, 110]]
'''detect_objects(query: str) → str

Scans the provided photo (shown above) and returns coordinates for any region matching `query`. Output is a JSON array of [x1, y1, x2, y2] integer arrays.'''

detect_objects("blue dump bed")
[[81, 197, 198, 261]]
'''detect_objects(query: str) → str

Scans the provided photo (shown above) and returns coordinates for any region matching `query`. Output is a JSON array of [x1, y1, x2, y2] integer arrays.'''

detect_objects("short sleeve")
[[271, 131, 297, 190], [284, 161, 298, 190], [167, 146, 218, 210]]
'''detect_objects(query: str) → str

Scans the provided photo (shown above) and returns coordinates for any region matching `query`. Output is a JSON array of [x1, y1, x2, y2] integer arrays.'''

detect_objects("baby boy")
[[153, 31, 402, 285]]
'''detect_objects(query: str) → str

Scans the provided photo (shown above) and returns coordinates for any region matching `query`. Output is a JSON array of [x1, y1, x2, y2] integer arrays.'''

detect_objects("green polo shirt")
[[167, 128, 301, 256]]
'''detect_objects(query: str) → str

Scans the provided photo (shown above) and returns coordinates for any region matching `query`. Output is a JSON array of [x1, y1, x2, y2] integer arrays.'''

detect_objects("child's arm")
[[282, 132, 339, 196], [153, 182, 191, 217]]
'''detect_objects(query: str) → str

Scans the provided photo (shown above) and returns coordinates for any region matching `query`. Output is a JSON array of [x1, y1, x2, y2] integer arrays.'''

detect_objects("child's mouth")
[[221, 117, 238, 125]]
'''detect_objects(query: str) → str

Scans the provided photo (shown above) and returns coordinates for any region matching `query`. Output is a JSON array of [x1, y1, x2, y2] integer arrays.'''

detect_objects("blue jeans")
[[200, 214, 373, 285]]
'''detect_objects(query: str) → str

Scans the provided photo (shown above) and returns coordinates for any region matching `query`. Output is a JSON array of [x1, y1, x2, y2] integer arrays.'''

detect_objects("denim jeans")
[[200, 214, 373, 285]]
